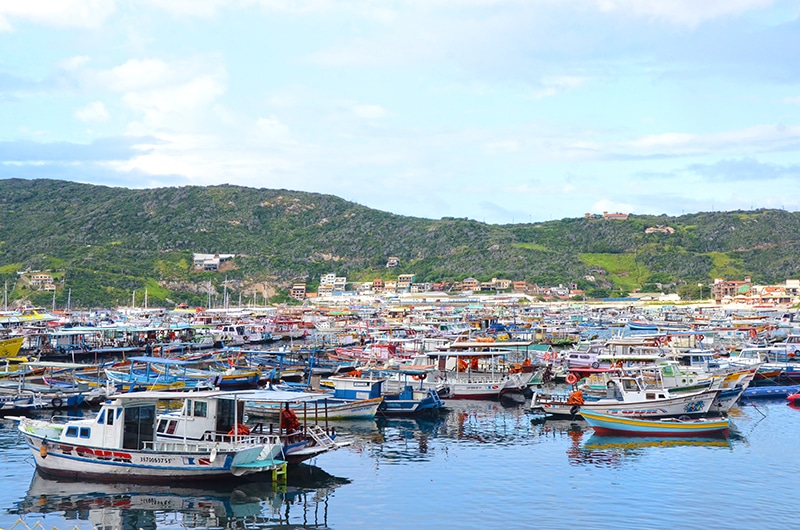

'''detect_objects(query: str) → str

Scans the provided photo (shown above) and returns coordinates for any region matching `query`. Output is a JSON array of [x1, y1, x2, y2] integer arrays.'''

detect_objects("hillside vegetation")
[[1, 178, 799, 308]]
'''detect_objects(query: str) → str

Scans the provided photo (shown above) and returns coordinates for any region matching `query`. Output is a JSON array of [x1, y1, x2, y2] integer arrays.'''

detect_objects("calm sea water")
[[0, 397, 796, 530]]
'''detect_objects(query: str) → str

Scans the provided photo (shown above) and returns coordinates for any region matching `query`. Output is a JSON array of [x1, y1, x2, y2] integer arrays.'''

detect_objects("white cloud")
[[123, 75, 227, 130], [256, 116, 292, 142], [352, 104, 388, 119], [95, 59, 177, 92], [75, 101, 110, 122], [107, 131, 301, 184], [483, 140, 521, 154], [532, 76, 588, 99], [621, 125, 800, 157], [593, 0, 776, 27], [590, 198, 635, 214], [0, 0, 115, 30]]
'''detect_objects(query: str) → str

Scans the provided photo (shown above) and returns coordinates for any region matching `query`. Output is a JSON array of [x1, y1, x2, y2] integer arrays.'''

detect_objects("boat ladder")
[[306, 425, 337, 449]]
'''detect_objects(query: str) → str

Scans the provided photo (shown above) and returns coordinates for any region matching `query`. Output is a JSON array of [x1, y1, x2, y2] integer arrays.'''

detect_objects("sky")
[[2, 0, 800, 224]]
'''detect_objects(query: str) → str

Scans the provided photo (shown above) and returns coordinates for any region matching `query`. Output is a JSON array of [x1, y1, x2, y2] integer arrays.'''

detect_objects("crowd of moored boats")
[[2, 300, 800, 482]]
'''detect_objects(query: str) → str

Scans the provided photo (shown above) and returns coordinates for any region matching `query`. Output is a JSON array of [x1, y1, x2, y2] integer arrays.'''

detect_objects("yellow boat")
[[0, 336, 24, 358]]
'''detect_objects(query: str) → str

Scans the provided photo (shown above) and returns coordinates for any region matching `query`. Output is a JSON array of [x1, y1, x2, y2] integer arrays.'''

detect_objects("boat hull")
[[245, 396, 383, 420], [19, 432, 281, 483], [580, 410, 730, 437], [533, 388, 720, 418], [0, 336, 24, 358]]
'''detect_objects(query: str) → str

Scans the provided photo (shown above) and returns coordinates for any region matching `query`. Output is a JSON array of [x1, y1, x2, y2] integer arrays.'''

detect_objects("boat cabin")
[[326, 376, 385, 400]]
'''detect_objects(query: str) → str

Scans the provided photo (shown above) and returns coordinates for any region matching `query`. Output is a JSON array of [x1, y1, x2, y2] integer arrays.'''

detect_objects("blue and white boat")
[[376, 370, 446, 417], [104, 356, 216, 392], [12, 390, 287, 483], [379, 385, 446, 417]]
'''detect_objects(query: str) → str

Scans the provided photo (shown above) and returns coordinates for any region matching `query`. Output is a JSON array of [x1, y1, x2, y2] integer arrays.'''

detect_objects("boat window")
[[156, 420, 167, 434], [66, 426, 78, 437], [106, 410, 114, 426], [80, 427, 90, 438], [645, 393, 656, 400], [193, 401, 207, 418], [167, 420, 177, 434], [97, 410, 105, 424]]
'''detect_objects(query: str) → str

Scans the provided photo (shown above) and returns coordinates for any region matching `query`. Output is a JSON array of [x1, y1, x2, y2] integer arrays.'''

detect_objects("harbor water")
[[0, 397, 796, 529]]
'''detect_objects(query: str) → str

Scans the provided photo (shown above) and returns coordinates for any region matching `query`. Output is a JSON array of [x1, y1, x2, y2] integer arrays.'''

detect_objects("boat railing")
[[200, 431, 282, 446], [146, 432, 281, 452], [443, 372, 511, 383]]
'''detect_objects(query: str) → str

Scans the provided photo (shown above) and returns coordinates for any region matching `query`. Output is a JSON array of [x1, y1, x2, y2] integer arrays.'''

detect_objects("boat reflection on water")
[[369, 415, 447, 461], [12, 463, 350, 529], [529, 416, 740, 468], [569, 435, 735, 468]]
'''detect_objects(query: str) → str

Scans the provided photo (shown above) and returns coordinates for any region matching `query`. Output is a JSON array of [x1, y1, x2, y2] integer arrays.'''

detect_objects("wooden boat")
[[245, 376, 384, 421], [628, 320, 659, 331], [580, 409, 731, 437], [0, 336, 24, 358], [379, 384, 446, 417], [104, 356, 216, 392], [11, 390, 287, 483], [743, 384, 800, 398]]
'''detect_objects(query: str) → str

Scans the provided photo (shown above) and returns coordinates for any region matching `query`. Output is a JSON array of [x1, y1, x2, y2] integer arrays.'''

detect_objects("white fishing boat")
[[424, 350, 531, 399], [530, 375, 721, 418], [12, 390, 287, 483]]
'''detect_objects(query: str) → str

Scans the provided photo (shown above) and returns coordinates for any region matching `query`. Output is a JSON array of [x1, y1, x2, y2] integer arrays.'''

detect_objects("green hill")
[[1, 178, 798, 307]]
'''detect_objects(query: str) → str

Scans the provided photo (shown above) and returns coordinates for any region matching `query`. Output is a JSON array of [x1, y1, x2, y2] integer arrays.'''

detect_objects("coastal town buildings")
[[192, 253, 235, 271]]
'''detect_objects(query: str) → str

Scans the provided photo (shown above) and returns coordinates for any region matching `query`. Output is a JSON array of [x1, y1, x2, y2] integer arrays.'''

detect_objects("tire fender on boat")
[[51, 397, 63, 409]]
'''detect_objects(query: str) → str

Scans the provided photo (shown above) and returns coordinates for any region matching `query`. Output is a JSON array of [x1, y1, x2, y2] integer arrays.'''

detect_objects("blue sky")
[[2, 0, 800, 224]]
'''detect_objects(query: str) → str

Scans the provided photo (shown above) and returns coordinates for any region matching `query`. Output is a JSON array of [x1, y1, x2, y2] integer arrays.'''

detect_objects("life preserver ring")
[[749, 329, 757, 339], [697, 334, 705, 342], [412, 373, 427, 380], [51, 397, 63, 409], [565, 373, 578, 385], [228, 424, 250, 436]]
